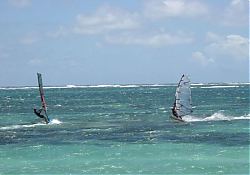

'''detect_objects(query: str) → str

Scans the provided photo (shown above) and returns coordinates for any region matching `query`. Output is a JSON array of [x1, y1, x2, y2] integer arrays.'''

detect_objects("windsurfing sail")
[[35, 73, 50, 123], [37, 73, 47, 112], [172, 74, 193, 118]]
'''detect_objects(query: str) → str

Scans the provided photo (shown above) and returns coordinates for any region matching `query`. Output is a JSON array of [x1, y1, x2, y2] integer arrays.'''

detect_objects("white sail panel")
[[175, 75, 192, 117], [37, 73, 47, 112]]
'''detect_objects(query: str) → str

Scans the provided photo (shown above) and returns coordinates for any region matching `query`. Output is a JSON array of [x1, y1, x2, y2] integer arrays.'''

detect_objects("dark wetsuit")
[[172, 107, 182, 119], [34, 108, 50, 124]]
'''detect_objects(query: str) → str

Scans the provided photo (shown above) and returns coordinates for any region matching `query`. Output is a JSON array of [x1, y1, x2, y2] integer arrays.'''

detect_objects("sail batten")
[[173, 74, 192, 117]]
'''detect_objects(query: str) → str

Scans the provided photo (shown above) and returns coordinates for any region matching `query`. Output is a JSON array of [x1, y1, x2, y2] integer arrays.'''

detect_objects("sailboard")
[[170, 74, 193, 122], [34, 73, 50, 124]]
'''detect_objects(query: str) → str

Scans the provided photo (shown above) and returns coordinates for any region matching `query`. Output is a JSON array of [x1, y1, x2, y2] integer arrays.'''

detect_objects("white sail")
[[37, 73, 47, 112], [174, 74, 192, 117], [36, 73, 50, 123]]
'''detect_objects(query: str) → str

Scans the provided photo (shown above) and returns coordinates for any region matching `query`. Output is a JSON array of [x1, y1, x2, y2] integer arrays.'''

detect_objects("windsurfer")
[[33, 108, 50, 124], [171, 103, 182, 119]]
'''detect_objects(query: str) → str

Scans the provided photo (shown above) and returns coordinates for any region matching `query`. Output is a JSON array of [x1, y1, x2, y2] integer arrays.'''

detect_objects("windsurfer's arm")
[[38, 109, 43, 113], [33, 108, 39, 115], [34, 108, 44, 118]]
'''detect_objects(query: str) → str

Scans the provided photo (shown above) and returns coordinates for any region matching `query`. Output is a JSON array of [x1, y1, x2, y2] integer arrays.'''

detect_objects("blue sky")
[[0, 0, 249, 86]]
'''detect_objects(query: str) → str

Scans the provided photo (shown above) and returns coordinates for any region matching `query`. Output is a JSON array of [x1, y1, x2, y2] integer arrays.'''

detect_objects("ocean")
[[0, 83, 249, 174]]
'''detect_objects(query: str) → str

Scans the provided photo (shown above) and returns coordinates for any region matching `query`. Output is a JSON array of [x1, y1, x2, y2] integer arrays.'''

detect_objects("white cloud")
[[205, 34, 248, 60], [8, 0, 31, 8], [192, 51, 214, 66], [20, 34, 39, 45], [47, 26, 68, 38], [222, 0, 248, 26], [73, 6, 140, 35], [105, 32, 193, 47], [28, 58, 42, 65], [194, 33, 248, 66], [205, 32, 222, 43], [144, 0, 208, 19]]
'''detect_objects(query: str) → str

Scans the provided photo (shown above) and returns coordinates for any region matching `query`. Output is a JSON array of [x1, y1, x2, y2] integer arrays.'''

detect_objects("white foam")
[[0, 87, 37, 90], [0, 123, 46, 130], [142, 84, 174, 87], [191, 83, 205, 86], [88, 84, 139, 88], [0, 119, 62, 130], [183, 112, 250, 122], [0, 82, 248, 90], [0, 84, 170, 90], [47, 84, 140, 88], [202, 113, 231, 121], [49, 119, 62, 124], [200, 85, 240, 89], [66, 84, 77, 88], [44, 86, 68, 89], [182, 115, 203, 122], [225, 82, 250, 85], [120, 85, 139, 88]]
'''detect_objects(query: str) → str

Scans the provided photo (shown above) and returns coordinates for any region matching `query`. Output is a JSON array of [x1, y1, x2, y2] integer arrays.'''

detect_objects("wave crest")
[[49, 119, 62, 124], [183, 112, 250, 122], [0, 119, 62, 130]]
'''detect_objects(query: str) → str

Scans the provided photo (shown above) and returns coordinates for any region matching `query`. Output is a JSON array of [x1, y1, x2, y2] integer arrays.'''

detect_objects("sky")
[[0, 0, 249, 86]]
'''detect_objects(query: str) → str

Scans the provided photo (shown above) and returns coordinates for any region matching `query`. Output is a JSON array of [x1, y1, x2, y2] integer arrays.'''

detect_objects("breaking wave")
[[0, 83, 248, 90], [0, 87, 37, 90], [183, 113, 250, 122], [0, 123, 46, 130], [0, 119, 62, 130], [200, 85, 240, 89], [49, 119, 62, 124]]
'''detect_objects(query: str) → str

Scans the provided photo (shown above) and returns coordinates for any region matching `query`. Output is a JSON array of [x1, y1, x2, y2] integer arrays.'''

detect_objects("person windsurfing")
[[171, 103, 182, 120], [34, 73, 51, 124], [170, 74, 192, 122], [34, 108, 50, 124]]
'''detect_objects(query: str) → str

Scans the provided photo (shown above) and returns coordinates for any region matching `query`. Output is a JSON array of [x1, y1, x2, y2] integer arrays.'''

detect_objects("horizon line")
[[0, 82, 249, 89]]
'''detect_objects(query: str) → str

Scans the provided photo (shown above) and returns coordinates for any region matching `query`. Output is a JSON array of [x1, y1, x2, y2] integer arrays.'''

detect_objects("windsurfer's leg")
[[44, 113, 50, 124], [44, 117, 50, 124], [37, 114, 49, 124]]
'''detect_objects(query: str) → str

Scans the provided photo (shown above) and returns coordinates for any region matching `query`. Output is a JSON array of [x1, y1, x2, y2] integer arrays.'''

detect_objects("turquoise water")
[[0, 84, 249, 174]]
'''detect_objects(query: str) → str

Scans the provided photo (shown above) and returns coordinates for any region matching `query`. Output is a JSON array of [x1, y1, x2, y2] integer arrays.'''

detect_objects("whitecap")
[[0, 123, 46, 130], [201, 85, 239, 89], [0, 87, 37, 90], [182, 115, 203, 122], [49, 119, 62, 124], [202, 113, 230, 121], [191, 83, 205, 86], [0, 119, 62, 130], [182, 112, 250, 122], [66, 84, 77, 88]]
